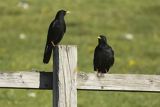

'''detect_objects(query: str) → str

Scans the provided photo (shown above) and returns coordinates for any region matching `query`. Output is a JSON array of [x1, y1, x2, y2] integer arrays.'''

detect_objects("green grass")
[[0, 0, 160, 107]]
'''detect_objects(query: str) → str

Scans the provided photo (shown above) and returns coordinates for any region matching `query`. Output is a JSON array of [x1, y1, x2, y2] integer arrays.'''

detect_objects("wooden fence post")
[[53, 45, 77, 107]]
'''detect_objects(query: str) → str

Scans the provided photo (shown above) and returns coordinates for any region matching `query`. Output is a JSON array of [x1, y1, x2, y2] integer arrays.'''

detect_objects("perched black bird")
[[93, 35, 114, 77], [43, 10, 70, 64]]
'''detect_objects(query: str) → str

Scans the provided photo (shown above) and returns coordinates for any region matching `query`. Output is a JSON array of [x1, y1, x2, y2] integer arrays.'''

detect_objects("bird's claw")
[[51, 41, 56, 47], [97, 73, 105, 77]]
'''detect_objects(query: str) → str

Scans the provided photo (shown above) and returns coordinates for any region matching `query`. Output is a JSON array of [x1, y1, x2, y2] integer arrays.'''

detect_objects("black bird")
[[93, 35, 114, 77], [43, 10, 70, 64]]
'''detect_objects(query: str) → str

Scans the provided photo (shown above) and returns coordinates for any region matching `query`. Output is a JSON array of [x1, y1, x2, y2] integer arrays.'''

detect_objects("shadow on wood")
[[39, 72, 53, 89]]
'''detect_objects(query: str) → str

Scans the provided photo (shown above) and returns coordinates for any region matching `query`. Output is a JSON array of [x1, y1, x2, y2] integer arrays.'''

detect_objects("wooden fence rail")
[[0, 72, 160, 92], [0, 45, 160, 107]]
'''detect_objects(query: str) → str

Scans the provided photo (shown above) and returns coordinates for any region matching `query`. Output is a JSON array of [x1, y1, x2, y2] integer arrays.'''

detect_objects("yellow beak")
[[66, 11, 71, 14], [97, 36, 101, 39]]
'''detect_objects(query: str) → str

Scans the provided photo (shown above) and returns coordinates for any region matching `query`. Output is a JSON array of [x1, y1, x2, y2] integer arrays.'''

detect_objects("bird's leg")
[[51, 41, 55, 47], [97, 72, 105, 77], [97, 72, 101, 77], [97, 71, 104, 77], [101, 73, 105, 77]]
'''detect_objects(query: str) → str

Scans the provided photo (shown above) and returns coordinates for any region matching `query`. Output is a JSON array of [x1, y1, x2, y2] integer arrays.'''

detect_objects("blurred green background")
[[0, 0, 160, 107]]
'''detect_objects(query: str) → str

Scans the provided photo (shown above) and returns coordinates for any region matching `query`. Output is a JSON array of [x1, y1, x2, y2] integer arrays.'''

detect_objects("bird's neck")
[[55, 14, 65, 20], [98, 41, 107, 45], [98, 42, 109, 48]]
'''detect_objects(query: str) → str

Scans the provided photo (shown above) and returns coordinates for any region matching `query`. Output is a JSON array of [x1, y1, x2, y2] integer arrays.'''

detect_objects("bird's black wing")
[[104, 46, 114, 71], [48, 20, 60, 43], [94, 45, 114, 73], [43, 19, 66, 64], [43, 42, 52, 64], [109, 47, 115, 67], [94, 46, 101, 71], [94, 46, 109, 73], [43, 20, 58, 64], [50, 19, 66, 45]]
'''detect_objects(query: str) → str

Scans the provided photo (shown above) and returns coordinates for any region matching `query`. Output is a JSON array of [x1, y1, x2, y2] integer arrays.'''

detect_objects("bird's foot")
[[97, 73, 105, 77], [51, 41, 56, 47]]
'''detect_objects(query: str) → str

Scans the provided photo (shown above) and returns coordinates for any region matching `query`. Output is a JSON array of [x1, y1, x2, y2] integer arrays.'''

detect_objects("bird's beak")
[[66, 11, 71, 14], [97, 36, 101, 39]]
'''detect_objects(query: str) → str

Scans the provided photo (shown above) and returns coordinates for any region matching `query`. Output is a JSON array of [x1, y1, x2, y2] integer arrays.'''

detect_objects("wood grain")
[[0, 71, 52, 89], [0, 72, 160, 92], [53, 45, 77, 107], [77, 72, 160, 92]]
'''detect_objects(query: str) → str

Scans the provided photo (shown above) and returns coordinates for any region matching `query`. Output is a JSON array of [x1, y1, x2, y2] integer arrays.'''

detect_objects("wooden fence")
[[0, 45, 160, 107]]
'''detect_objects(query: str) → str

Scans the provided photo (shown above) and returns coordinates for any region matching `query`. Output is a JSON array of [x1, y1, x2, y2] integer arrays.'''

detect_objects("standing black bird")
[[93, 35, 114, 77], [43, 10, 70, 64]]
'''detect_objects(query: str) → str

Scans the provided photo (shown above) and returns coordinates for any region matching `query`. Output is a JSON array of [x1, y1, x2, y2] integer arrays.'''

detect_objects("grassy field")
[[0, 0, 160, 107]]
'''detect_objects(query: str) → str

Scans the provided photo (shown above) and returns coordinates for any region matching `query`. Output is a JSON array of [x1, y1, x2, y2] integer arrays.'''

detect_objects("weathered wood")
[[0, 71, 160, 92], [0, 71, 52, 89], [77, 72, 160, 92], [53, 45, 77, 107]]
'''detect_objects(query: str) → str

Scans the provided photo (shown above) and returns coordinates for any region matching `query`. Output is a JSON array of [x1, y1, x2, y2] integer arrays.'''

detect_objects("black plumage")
[[43, 10, 69, 64], [93, 35, 114, 76]]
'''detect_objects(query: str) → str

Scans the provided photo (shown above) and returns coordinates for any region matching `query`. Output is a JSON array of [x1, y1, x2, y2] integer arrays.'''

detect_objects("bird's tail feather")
[[43, 43, 52, 64]]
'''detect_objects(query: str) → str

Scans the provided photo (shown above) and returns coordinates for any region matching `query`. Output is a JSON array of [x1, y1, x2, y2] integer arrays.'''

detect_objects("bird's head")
[[55, 10, 70, 18], [97, 35, 107, 45]]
